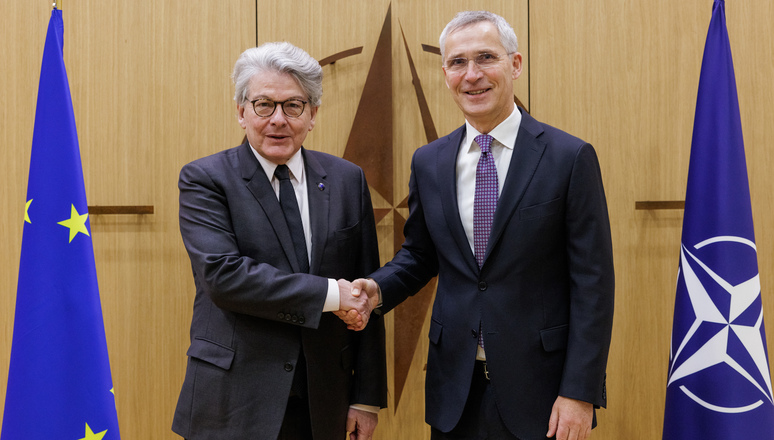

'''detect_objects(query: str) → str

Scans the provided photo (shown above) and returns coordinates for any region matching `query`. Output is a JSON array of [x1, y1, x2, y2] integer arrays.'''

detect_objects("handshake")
[[334, 278, 380, 331]]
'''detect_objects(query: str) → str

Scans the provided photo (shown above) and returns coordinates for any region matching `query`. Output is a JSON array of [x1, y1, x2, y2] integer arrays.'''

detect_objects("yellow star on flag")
[[78, 423, 107, 440], [57, 204, 90, 243], [25, 199, 32, 224]]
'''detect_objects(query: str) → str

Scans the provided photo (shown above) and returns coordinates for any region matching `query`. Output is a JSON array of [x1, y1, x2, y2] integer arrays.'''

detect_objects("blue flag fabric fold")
[[1, 9, 120, 440], [663, 1, 774, 438]]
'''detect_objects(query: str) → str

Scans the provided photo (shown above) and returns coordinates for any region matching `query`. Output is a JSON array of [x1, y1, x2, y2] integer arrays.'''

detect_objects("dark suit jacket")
[[371, 110, 614, 440], [172, 142, 387, 440]]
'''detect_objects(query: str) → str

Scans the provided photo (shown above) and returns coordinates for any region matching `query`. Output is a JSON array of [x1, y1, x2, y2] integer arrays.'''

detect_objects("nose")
[[269, 106, 288, 125], [463, 60, 484, 81]]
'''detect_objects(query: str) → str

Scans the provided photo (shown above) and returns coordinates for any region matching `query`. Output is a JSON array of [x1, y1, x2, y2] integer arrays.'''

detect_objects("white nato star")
[[667, 236, 773, 413]]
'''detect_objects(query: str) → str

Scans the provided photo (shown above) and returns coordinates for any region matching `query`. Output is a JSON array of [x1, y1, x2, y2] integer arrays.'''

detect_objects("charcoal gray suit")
[[172, 141, 387, 440]]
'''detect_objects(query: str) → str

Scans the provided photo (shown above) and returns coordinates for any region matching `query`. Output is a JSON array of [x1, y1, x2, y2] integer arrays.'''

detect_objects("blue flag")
[[663, 1, 774, 438], [1, 9, 121, 440]]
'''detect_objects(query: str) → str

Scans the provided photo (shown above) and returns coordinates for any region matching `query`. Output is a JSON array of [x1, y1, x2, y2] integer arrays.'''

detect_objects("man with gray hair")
[[172, 42, 387, 440], [343, 10, 614, 440]]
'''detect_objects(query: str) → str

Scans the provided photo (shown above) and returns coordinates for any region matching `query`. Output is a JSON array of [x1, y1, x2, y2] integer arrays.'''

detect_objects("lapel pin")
[[318, 183, 325, 191]]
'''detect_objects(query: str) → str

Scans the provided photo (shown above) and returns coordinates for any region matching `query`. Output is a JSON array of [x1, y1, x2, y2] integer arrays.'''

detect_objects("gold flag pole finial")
[[52, 0, 58, 10]]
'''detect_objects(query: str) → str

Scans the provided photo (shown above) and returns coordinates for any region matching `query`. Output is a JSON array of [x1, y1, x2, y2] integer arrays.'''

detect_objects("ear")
[[511, 52, 523, 80], [308, 106, 319, 131], [237, 103, 247, 129]]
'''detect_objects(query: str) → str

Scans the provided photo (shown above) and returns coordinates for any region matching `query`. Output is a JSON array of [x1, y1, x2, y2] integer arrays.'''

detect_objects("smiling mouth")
[[466, 89, 490, 96]]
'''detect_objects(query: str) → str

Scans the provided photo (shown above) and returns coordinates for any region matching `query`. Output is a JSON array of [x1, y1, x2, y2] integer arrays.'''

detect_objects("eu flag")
[[1, 9, 121, 440], [663, 1, 774, 438]]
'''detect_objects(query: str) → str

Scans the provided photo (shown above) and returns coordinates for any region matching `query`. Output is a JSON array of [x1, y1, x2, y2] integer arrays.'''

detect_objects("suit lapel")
[[438, 126, 480, 274], [238, 141, 302, 273], [486, 111, 546, 262], [303, 148, 329, 275]]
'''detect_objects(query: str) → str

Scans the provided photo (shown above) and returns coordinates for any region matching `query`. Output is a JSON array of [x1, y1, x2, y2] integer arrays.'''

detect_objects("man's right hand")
[[334, 278, 380, 331]]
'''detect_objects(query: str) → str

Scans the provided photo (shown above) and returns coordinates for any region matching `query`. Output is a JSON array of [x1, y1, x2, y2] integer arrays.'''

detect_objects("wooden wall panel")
[[531, 1, 774, 438], [77, 3, 253, 437], [0, 1, 252, 438], [4, 1, 774, 439], [0, 1, 50, 431]]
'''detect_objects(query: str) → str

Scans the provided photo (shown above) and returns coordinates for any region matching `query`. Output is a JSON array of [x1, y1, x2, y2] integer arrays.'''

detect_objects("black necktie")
[[274, 165, 309, 273]]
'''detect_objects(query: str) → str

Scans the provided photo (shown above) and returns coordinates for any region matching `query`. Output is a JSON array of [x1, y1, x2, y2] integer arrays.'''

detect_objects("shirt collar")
[[250, 145, 305, 184], [464, 106, 522, 152]]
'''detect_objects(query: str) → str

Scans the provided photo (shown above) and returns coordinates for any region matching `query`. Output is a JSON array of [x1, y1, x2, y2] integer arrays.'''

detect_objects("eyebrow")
[[446, 49, 498, 59]]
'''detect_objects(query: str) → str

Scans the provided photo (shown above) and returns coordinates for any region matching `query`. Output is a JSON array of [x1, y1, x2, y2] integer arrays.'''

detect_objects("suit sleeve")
[[178, 160, 329, 329], [560, 143, 615, 407], [370, 153, 440, 313], [347, 169, 388, 408]]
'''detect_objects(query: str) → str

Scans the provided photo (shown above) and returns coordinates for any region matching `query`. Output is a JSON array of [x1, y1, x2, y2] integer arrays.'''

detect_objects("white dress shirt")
[[251, 147, 340, 312], [251, 146, 378, 414], [455, 106, 522, 360]]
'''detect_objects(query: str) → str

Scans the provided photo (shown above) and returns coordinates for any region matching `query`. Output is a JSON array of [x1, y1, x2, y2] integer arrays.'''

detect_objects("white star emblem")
[[667, 236, 773, 413]]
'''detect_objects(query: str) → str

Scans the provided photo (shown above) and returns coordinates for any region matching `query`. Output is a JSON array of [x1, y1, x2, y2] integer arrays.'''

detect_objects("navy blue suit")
[[372, 109, 614, 439], [172, 142, 387, 440]]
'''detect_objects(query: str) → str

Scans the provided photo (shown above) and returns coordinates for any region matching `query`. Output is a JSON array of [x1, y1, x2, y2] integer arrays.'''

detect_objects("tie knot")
[[274, 164, 291, 181], [475, 134, 494, 154]]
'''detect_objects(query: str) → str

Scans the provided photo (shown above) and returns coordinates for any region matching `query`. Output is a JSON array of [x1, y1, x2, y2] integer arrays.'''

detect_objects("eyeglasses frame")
[[248, 98, 309, 119], [443, 52, 514, 73]]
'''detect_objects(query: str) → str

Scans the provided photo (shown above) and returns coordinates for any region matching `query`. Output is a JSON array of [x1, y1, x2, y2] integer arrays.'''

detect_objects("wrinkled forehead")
[[443, 22, 505, 59], [245, 71, 306, 101]]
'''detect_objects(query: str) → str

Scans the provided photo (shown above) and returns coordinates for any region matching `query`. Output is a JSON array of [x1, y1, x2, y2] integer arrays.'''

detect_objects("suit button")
[[278, 312, 285, 320], [284, 362, 294, 372], [291, 315, 298, 323], [471, 329, 478, 338], [478, 281, 487, 291], [285, 314, 291, 321], [299, 316, 305, 324]]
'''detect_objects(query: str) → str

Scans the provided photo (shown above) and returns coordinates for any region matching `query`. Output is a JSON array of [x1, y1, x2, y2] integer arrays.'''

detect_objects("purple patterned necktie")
[[473, 134, 498, 269], [474, 134, 497, 350]]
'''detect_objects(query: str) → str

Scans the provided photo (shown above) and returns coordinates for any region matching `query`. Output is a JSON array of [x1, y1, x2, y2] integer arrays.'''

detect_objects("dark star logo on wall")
[[319, 5, 436, 410]]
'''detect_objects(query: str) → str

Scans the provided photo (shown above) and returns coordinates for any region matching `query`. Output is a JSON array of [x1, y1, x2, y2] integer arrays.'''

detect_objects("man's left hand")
[[546, 396, 593, 440], [346, 407, 378, 440]]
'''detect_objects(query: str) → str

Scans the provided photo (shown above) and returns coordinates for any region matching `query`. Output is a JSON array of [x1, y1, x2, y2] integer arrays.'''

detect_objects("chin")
[[263, 145, 298, 162], [459, 99, 492, 111], [462, 107, 495, 120]]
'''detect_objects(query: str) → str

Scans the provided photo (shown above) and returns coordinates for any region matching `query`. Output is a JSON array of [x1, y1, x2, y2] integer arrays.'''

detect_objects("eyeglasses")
[[249, 98, 308, 118], [444, 52, 511, 73]]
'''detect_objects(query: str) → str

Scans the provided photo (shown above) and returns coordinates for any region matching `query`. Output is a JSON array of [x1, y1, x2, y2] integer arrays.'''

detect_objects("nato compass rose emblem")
[[667, 235, 774, 413]]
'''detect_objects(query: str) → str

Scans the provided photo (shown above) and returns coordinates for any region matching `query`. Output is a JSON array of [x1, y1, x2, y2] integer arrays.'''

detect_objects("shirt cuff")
[[372, 278, 383, 309], [350, 404, 381, 414], [323, 278, 340, 312]]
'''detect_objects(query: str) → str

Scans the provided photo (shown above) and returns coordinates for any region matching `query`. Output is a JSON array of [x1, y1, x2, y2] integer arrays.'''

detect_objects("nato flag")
[[1, 9, 121, 440], [663, 1, 774, 439]]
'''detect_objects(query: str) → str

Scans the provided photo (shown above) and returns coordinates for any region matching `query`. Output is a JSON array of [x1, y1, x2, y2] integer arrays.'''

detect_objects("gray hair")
[[232, 42, 323, 107], [439, 11, 519, 59]]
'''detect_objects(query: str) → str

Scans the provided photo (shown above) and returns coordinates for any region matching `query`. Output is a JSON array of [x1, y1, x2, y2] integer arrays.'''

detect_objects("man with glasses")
[[342, 10, 614, 440], [172, 42, 387, 440]]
